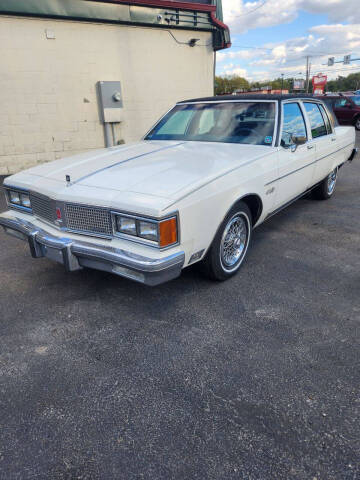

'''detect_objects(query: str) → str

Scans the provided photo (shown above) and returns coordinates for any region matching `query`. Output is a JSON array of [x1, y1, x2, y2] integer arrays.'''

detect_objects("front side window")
[[281, 102, 307, 148], [145, 102, 276, 146], [303, 103, 327, 138]]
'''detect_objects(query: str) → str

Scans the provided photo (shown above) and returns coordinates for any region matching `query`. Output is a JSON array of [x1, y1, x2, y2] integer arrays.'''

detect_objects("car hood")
[[24, 141, 271, 192], [8, 141, 272, 214]]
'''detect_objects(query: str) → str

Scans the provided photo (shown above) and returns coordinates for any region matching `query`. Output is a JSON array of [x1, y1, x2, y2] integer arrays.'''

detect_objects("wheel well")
[[239, 194, 263, 225], [353, 114, 360, 124]]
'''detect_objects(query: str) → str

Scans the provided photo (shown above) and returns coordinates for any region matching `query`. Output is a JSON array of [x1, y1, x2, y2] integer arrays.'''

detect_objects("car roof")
[[177, 94, 323, 103], [318, 93, 358, 98]]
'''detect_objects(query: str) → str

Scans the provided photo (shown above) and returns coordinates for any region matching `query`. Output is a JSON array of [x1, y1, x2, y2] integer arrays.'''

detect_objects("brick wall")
[[0, 16, 214, 174]]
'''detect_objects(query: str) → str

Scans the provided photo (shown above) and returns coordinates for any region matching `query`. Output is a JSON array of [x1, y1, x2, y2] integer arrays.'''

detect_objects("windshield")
[[350, 96, 360, 105], [145, 102, 276, 146]]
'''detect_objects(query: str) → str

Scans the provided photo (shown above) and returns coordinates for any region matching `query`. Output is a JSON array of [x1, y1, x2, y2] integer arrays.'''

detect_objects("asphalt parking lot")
[[0, 136, 359, 480]]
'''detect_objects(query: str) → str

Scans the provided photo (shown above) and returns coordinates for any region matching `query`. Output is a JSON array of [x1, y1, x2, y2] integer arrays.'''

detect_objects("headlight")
[[20, 193, 31, 208], [113, 213, 178, 248], [9, 190, 21, 204], [138, 220, 158, 242], [6, 188, 32, 211], [116, 216, 137, 236]]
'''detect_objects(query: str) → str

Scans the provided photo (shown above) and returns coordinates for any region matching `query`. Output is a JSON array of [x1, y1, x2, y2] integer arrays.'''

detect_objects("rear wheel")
[[201, 202, 252, 281], [354, 116, 360, 131], [312, 167, 338, 200]]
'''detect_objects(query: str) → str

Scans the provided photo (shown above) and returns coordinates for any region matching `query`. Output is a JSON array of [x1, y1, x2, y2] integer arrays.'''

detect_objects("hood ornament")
[[66, 175, 72, 187]]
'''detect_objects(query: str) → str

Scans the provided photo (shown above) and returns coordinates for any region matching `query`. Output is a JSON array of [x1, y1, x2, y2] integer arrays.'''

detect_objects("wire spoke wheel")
[[202, 201, 253, 281], [220, 214, 250, 272], [327, 168, 338, 195]]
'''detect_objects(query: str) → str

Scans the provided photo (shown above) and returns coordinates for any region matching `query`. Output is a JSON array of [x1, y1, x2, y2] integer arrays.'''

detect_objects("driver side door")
[[272, 101, 316, 209]]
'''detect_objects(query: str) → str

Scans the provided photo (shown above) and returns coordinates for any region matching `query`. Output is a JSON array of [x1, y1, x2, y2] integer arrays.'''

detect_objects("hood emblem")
[[66, 175, 71, 186]]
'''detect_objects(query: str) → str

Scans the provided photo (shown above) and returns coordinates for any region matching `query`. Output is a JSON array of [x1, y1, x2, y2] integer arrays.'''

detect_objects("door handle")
[[307, 145, 314, 150], [331, 137, 336, 141]]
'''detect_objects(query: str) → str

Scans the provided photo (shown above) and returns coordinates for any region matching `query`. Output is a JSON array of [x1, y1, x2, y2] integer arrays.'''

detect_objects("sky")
[[216, 0, 360, 83]]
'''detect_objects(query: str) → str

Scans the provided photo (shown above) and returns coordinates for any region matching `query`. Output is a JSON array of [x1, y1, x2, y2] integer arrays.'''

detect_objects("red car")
[[319, 95, 360, 131]]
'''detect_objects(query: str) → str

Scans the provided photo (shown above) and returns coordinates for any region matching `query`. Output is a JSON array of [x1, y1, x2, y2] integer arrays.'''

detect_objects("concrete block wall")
[[0, 16, 214, 174]]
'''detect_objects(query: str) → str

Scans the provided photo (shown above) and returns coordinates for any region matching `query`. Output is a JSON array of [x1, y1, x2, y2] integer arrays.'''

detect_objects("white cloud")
[[217, 49, 259, 62], [309, 23, 360, 53], [223, 0, 298, 34], [218, 1, 360, 82], [272, 45, 287, 59], [217, 21, 360, 82], [300, 0, 360, 24], [222, 0, 360, 35], [224, 66, 248, 77]]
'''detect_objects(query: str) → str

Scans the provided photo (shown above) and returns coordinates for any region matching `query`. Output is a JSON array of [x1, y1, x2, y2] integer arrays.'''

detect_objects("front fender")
[[171, 181, 268, 266]]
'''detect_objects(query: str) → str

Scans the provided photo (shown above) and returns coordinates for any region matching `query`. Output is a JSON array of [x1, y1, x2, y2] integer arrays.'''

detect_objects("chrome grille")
[[64, 204, 112, 236], [30, 193, 56, 223]]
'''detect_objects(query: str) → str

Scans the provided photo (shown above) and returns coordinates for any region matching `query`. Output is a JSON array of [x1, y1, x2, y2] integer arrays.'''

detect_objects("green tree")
[[326, 72, 360, 92], [215, 75, 249, 95]]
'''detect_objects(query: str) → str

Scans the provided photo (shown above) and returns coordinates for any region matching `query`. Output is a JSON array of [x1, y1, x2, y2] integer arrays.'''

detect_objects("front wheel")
[[201, 202, 252, 281], [312, 167, 338, 200]]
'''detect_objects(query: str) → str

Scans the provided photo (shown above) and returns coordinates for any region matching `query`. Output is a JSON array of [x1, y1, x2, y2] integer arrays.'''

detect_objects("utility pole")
[[281, 73, 284, 93], [305, 56, 311, 93]]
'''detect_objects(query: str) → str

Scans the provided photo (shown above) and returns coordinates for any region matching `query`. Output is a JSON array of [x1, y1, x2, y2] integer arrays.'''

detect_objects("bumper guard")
[[0, 214, 185, 286]]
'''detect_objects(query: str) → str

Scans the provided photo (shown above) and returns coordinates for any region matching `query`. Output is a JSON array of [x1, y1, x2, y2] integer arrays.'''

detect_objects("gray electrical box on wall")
[[97, 81, 123, 123]]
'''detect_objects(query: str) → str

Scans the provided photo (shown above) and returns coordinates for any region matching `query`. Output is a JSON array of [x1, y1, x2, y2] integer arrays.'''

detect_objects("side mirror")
[[289, 135, 307, 152], [291, 135, 307, 146]]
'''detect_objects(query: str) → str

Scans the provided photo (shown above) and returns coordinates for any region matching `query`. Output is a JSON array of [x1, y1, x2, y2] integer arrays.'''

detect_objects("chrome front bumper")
[[0, 214, 185, 286]]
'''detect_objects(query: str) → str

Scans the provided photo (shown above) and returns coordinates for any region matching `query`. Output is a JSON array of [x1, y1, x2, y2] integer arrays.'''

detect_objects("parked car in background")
[[0, 95, 357, 285], [319, 94, 360, 130]]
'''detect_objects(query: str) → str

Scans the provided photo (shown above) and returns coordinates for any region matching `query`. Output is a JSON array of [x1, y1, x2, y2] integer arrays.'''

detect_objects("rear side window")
[[303, 103, 327, 138], [318, 104, 332, 133], [281, 102, 307, 147], [322, 99, 339, 127]]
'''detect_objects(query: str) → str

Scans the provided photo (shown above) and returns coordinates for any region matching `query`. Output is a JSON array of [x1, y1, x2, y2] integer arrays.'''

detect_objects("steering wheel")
[[234, 127, 254, 137]]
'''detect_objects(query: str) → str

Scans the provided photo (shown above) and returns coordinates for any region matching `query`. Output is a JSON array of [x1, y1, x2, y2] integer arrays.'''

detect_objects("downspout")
[[213, 51, 216, 95]]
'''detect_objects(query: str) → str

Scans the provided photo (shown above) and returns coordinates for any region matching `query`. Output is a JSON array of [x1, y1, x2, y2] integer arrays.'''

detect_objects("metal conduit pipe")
[[104, 123, 113, 148]]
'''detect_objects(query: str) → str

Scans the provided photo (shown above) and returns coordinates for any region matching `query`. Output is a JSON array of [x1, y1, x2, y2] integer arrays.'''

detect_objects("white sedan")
[[0, 94, 357, 285]]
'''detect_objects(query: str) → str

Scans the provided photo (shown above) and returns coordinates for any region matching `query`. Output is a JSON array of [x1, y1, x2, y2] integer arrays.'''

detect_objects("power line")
[[227, 45, 360, 57], [220, 50, 360, 82], [314, 66, 360, 75], [230, 57, 360, 77], [242, 64, 360, 82], [231, 1, 267, 17]]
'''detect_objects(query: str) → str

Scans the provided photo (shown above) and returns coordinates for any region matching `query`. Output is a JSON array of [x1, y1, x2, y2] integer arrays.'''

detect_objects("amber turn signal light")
[[159, 217, 177, 248]]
